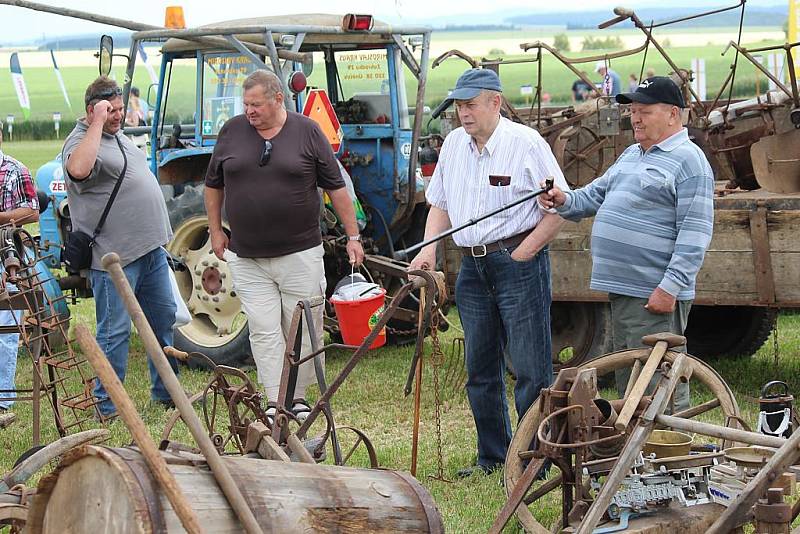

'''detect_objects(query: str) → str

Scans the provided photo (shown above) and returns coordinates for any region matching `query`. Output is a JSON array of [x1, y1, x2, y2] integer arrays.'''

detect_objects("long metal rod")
[[397, 31, 431, 231], [394, 179, 553, 260], [0, 0, 306, 62], [101, 252, 263, 534], [656, 413, 785, 448], [75, 325, 204, 534], [648, 0, 745, 28]]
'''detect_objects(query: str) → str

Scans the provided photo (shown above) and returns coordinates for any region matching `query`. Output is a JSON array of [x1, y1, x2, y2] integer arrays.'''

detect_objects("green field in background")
[[0, 27, 786, 125]]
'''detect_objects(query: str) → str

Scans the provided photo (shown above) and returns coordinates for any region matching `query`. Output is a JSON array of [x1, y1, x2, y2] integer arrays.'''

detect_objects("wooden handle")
[[76, 325, 204, 534], [100, 252, 264, 534], [163, 345, 190, 362], [614, 341, 668, 431]]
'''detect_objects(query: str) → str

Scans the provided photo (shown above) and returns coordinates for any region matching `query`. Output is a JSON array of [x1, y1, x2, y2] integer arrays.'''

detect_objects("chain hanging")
[[429, 308, 450, 483], [773, 309, 781, 366]]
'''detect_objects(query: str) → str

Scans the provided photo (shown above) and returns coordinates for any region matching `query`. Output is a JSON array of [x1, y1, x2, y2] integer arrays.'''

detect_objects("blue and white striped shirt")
[[557, 128, 714, 300], [426, 117, 570, 247]]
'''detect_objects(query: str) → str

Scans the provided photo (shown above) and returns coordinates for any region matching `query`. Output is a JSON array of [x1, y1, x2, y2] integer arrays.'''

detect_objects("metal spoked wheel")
[[504, 349, 741, 533], [553, 125, 606, 188], [329, 425, 380, 468]]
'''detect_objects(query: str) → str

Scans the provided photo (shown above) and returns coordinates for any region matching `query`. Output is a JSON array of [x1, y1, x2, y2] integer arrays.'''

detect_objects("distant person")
[[0, 127, 39, 413], [126, 86, 149, 152], [628, 73, 639, 92], [125, 86, 146, 127], [646, 67, 656, 79], [571, 72, 593, 103], [595, 61, 622, 97]]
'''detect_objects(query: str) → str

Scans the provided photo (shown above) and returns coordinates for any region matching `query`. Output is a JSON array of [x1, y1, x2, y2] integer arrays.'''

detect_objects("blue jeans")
[[456, 245, 553, 467], [90, 247, 177, 415], [0, 303, 21, 410]]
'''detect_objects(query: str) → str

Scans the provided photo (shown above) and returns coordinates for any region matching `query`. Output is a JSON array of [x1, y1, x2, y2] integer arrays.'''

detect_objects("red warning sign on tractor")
[[302, 89, 343, 151]]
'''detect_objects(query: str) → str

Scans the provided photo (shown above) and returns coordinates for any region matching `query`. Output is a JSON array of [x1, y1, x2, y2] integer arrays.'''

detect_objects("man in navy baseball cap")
[[412, 65, 569, 478], [445, 68, 503, 102], [616, 76, 685, 108]]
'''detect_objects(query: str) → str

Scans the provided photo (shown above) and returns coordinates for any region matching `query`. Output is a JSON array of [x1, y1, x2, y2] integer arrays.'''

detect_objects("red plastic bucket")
[[331, 288, 387, 349]]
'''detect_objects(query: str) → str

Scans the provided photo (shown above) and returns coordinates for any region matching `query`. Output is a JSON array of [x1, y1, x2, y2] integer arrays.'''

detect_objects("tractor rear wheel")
[[165, 185, 252, 368]]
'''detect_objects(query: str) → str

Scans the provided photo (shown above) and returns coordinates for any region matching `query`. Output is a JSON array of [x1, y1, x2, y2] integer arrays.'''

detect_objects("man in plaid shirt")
[[0, 128, 39, 412]]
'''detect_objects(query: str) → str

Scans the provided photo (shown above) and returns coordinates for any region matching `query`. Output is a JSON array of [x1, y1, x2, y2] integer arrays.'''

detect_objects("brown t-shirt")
[[205, 112, 345, 258]]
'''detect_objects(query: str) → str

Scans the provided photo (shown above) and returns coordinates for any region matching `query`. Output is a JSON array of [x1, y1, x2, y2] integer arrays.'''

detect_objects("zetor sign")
[[302, 89, 343, 151]]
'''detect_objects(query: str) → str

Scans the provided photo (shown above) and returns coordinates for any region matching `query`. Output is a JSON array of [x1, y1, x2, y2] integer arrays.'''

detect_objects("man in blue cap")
[[409, 68, 570, 477], [539, 76, 714, 409]]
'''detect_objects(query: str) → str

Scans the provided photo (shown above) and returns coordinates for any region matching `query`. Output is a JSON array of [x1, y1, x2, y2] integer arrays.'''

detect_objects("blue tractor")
[[34, 13, 435, 366]]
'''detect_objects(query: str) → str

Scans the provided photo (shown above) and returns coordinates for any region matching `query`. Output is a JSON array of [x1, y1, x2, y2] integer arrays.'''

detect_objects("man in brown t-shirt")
[[205, 70, 363, 419]]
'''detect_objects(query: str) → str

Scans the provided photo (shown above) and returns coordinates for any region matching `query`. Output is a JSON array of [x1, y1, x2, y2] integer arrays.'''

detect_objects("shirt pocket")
[[635, 167, 676, 209], [640, 167, 669, 190]]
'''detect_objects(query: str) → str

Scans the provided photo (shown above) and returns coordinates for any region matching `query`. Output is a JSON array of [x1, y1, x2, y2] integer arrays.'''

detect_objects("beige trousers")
[[224, 244, 326, 401]]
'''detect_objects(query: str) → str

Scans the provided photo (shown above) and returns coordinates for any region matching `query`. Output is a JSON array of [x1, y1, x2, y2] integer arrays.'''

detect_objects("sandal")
[[291, 398, 312, 422], [265, 402, 277, 427]]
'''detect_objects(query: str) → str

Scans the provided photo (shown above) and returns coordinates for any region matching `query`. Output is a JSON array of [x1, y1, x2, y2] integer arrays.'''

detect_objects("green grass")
[[1, 293, 799, 532], [1, 139, 62, 172]]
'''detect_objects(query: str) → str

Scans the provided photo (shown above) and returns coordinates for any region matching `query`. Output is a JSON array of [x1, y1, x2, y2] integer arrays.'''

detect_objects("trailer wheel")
[[685, 305, 777, 358], [550, 301, 613, 368], [165, 185, 253, 369]]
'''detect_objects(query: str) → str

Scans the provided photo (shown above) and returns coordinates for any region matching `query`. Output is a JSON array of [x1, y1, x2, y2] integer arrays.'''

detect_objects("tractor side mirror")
[[99, 35, 114, 76]]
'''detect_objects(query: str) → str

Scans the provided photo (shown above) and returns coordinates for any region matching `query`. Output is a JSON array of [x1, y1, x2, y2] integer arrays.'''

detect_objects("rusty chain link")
[[429, 309, 450, 483]]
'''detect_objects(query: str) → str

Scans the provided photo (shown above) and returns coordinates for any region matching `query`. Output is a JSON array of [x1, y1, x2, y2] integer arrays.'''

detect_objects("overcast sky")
[[0, 0, 786, 43]]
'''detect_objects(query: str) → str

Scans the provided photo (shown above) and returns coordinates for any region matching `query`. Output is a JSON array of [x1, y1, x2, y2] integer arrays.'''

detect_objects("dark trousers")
[[610, 293, 692, 412], [456, 245, 553, 467]]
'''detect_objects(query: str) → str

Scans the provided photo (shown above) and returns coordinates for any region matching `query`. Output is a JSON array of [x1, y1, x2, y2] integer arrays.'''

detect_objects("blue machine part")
[[339, 125, 418, 249], [34, 154, 67, 269], [34, 259, 69, 319]]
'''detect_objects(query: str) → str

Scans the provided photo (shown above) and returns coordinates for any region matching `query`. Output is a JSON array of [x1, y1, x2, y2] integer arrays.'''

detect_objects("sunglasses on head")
[[259, 140, 273, 167], [86, 86, 123, 105]]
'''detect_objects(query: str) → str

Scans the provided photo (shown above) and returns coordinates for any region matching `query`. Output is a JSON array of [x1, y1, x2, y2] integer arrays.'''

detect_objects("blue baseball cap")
[[444, 68, 503, 104]]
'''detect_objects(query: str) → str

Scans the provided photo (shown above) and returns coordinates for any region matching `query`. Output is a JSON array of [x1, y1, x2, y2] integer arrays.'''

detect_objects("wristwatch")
[[348, 235, 362, 242]]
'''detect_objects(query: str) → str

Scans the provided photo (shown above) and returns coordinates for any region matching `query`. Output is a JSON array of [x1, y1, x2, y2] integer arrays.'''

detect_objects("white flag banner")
[[138, 43, 159, 85], [9, 53, 31, 119], [50, 50, 72, 110]]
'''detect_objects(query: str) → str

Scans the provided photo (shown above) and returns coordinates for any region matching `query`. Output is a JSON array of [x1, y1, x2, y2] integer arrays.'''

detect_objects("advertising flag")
[[137, 42, 159, 85], [9, 53, 31, 120], [50, 50, 72, 110]]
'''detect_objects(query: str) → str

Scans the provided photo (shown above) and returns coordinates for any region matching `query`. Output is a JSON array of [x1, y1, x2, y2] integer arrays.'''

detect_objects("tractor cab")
[[125, 14, 431, 251]]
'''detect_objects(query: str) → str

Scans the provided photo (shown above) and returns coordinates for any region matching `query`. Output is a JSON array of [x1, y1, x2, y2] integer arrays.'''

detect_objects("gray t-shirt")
[[62, 120, 172, 270]]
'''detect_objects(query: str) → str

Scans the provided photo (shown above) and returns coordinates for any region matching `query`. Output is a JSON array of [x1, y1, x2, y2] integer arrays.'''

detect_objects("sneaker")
[[152, 390, 200, 410], [456, 463, 501, 478], [291, 399, 311, 423]]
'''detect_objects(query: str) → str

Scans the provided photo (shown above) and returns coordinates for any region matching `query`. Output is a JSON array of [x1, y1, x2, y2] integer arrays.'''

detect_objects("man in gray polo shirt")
[[62, 76, 177, 419], [540, 77, 714, 409]]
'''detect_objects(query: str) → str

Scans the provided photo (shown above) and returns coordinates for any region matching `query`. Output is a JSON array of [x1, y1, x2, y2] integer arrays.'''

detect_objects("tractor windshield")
[[200, 52, 260, 137], [330, 48, 411, 129]]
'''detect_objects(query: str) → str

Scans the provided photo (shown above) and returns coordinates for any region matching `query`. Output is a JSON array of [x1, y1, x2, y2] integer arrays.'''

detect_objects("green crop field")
[[0, 27, 787, 126]]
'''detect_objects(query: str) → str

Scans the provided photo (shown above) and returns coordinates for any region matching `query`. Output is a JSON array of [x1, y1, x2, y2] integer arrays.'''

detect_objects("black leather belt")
[[461, 231, 530, 258]]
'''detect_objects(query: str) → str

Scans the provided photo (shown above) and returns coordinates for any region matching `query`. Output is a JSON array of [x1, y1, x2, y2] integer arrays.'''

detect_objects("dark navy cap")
[[445, 68, 503, 103], [616, 76, 686, 108]]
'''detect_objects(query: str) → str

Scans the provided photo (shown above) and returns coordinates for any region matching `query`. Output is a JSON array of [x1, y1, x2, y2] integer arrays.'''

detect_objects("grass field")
[[0, 26, 788, 125], [2, 145, 800, 531]]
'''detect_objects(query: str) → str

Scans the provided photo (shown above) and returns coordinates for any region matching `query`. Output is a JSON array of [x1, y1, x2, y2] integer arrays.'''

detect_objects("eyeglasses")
[[259, 140, 273, 167], [86, 86, 123, 105]]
